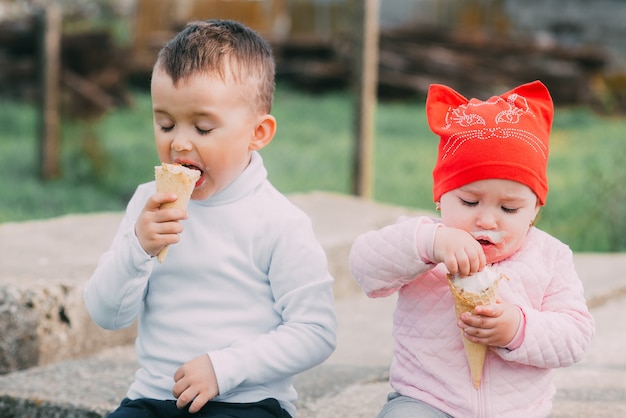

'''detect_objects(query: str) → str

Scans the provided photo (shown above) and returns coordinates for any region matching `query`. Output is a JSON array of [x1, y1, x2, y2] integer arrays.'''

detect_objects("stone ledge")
[[0, 346, 134, 418], [0, 345, 389, 418], [0, 278, 137, 375], [1, 192, 626, 417], [0, 192, 422, 374], [0, 213, 138, 375]]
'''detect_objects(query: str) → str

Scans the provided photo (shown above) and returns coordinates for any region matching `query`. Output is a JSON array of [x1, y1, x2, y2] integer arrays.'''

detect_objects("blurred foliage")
[[1, 86, 626, 253]]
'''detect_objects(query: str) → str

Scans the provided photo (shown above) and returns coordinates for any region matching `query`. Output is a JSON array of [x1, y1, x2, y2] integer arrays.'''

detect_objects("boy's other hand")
[[135, 192, 187, 257], [433, 227, 486, 277], [173, 354, 219, 413]]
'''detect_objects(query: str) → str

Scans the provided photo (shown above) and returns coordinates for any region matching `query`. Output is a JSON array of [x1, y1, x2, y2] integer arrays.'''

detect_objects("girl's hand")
[[135, 192, 187, 257], [433, 227, 486, 276], [458, 300, 521, 347]]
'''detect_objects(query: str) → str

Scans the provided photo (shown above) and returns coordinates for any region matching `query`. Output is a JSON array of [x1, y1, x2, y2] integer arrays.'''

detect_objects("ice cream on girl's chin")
[[449, 266, 500, 293]]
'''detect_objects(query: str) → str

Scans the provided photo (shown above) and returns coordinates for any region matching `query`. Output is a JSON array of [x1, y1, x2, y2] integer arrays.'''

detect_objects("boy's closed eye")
[[196, 126, 212, 135]]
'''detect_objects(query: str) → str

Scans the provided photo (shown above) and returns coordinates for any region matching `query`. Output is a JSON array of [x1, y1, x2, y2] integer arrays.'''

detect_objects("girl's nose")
[[476, 209, 497, 229]]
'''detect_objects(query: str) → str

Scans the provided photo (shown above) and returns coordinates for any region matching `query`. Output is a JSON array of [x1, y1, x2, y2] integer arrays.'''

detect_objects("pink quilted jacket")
[[349, 216, 594, 418]]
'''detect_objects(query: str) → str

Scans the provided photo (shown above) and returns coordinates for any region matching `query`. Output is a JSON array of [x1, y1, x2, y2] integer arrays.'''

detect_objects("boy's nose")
[[171, 135, 192, 152]]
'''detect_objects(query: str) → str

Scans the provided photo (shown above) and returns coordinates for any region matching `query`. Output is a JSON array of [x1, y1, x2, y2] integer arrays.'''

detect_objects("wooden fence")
[[130, 0, 349, 74]]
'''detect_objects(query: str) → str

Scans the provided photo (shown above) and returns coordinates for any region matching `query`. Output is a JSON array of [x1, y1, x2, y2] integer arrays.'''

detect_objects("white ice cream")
[[471, 230, 507, 244], [450, 266, 499, 293]]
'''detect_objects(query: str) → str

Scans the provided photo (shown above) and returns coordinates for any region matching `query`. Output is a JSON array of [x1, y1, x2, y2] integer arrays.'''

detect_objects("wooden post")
[[38, 3, 62, 179], [351, 0, 380, 198]]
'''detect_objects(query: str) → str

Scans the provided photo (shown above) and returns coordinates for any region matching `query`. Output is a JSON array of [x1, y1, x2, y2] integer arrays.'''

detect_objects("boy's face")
[[439, 179, 541, 264], [151, 68, 267, 201]]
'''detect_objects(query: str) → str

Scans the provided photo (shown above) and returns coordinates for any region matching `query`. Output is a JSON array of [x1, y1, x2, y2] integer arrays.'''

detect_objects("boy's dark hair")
[[155, 19, 275, 113]]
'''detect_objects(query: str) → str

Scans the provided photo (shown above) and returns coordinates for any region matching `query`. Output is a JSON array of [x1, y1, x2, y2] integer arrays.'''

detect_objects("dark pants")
[[107, 397, 292, 418]]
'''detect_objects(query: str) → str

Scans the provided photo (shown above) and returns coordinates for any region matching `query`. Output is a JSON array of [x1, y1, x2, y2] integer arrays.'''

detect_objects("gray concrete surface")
[[0, 213, 138, 374], [1, 192, 625, 417], [0, 192, 423, 374]]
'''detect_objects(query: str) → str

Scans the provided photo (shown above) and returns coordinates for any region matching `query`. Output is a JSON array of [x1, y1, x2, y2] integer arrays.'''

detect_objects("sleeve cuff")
[[415, 220, 443, 264], [504, 306, 526, 350]]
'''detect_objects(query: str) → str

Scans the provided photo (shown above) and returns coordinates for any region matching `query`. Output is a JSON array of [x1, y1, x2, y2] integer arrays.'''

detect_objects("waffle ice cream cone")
[[448, 267, 501, 388], [154, 163, 200, 263]]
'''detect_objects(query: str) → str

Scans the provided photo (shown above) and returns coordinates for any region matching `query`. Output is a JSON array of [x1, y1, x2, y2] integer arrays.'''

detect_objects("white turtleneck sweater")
[[84, 152, 337, 416]]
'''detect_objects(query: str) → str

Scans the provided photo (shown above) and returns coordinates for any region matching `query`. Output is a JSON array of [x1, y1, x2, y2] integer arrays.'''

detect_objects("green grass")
[[0, 94, 158, 221], [542, 110, 626, 251], [1, 86, 625, 252]]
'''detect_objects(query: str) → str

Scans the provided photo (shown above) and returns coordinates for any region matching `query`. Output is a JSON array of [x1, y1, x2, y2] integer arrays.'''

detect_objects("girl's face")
[[439, 179, 541, 264], [151, 68, 274, 201]]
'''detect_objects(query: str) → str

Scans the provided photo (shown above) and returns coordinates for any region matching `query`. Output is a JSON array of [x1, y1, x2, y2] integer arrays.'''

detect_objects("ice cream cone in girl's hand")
[[448, 267, 503, 388], [154, 163, 200, 263]]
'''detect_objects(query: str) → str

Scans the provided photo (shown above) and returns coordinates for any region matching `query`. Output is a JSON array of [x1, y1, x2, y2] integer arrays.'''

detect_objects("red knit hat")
[[427, 80, 554, 205]]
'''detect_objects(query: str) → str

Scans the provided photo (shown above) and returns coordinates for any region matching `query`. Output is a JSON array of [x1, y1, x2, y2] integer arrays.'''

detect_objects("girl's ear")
[[249, 114, 276, 151], [531, 201, 541, 226]]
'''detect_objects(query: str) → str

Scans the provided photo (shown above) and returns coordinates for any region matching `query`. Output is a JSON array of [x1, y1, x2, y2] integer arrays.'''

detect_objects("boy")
[[85, 20, 337, 418]]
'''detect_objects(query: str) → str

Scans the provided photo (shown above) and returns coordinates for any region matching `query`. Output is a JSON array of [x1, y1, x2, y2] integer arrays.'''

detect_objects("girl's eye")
[[160, 125, 174, 132], [502, 207, 519, 214], [460, 198, 478, 207]]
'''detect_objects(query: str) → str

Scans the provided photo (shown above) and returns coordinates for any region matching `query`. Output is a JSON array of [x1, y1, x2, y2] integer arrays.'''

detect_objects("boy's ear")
[[249, 114, 276, 151]]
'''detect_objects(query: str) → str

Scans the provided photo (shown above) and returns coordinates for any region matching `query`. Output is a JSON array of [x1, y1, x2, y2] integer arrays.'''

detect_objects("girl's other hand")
[[458, 300, 521, 347]]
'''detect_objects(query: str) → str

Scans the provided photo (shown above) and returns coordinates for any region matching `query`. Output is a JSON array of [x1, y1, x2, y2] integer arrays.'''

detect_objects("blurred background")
[[3, 0, 625, 106], [1, 0, 625, 252]]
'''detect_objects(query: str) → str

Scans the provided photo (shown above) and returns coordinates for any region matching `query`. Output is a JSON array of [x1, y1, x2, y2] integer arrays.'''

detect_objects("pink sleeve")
[[503, 306, 526, 350], [416, 219, 443, 264], [349, 216, 442, 298]]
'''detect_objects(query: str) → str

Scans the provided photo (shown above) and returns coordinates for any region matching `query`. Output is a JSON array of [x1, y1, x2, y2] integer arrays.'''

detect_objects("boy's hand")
[[173, 354, 219, 413], [457, 300, 521, 347], [135, 193, 187, 257], [433, 227, 486, 276]]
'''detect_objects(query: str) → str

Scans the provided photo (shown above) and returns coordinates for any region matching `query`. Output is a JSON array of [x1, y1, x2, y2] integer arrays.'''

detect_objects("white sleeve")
[[83, 186, 154, 330]]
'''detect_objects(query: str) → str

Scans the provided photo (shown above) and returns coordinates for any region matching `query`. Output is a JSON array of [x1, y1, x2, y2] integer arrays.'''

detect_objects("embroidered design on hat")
[[441, 94, 547, 161]]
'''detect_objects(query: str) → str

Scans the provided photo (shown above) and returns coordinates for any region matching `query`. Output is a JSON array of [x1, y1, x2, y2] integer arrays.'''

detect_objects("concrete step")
[[0, 292, 397, 417], [0, 192, 425, 375], [2, 192, 626, 417], [2, 276, 626, 417]]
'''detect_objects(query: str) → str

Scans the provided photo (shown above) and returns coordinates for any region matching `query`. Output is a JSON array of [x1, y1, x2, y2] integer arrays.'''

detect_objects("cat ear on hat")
[[506, 80, 554, 131], [508, 80, 552, 103], [426, 84, 469, 135]]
